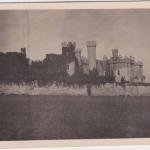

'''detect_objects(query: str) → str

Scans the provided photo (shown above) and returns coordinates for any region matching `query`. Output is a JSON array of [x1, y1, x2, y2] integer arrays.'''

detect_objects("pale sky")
[[0, 9, 150, 81]]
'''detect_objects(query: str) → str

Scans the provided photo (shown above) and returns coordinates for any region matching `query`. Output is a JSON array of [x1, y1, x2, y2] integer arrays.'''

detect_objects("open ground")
[[0, 95, 150, 140]]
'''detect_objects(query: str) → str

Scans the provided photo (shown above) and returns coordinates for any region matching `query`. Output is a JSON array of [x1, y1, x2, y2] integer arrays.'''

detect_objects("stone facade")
[[30, 40, 145, 83], [96, 49, 145, 83], [0, 48, 29, 81]]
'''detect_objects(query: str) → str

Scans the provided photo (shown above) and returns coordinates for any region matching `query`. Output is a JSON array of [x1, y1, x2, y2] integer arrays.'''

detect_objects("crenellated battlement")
[[86, 41, 96, 47], [61, 41, 76, 48]]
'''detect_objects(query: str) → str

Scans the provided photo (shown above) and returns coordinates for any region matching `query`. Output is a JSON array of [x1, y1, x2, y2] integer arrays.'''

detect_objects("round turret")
[[86, 40, 96, 71]]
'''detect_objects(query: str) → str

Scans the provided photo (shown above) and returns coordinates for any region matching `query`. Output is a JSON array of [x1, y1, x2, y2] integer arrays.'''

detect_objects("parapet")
[[86, 41, 96, 47], [112, 48, 118, 52], [68, 42, 76, 48], [61, 42, 68, 48], [61, 41, 76, 48]]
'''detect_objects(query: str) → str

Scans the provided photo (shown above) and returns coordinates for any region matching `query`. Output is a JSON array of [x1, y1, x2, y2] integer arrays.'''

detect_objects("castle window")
[[118, 70, 120, 75]]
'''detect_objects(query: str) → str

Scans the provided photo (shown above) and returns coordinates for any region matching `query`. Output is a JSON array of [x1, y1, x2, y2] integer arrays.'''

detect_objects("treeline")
[[0, 51, 115, 86], [0, 68, 115, 86]]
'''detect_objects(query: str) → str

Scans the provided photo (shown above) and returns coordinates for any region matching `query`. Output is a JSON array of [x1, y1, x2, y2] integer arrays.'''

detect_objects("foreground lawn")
[[0, 95, 150, 140]]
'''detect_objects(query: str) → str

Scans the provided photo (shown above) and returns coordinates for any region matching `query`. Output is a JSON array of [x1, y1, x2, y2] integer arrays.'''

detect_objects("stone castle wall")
[[1, 83, 150, 96]]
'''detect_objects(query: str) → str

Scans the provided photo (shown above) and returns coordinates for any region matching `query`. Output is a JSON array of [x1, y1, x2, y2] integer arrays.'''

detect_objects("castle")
[[62, 41, 145, 83], [0, 41, 145, 83]]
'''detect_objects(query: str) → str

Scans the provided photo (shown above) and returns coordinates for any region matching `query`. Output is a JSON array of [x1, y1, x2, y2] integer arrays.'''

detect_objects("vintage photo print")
[[0, 1, 150, 148]]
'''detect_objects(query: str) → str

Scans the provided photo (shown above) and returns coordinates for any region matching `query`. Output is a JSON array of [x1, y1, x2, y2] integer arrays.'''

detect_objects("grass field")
[[0, 95, 150, 140]]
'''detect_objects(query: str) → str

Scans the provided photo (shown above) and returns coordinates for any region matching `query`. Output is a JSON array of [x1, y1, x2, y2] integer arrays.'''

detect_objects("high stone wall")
[[1, 83, 150, 96]]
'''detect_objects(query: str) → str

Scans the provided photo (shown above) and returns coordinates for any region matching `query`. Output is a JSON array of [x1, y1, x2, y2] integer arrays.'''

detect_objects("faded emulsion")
[[0, 9, 150, 141]]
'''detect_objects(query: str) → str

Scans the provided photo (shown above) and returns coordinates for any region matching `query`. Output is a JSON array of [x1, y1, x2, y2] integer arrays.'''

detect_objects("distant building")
[[73, 41, 145, 83], [0, 48, 29, 81], [61, 41, 82, 76], [44, 54, 67, 74], [30, 60, 46, 80], [96, 49, 145, 83], [0, 41, 145, 84], [30, 53, 71, 81]]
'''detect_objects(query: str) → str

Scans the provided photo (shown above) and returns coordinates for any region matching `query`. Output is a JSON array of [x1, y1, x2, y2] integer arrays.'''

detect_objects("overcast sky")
[[0, 9, 150, 81]]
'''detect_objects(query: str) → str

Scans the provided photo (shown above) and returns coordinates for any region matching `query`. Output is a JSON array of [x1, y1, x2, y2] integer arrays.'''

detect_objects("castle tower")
[[61, 41, 76, 59], [75, 48, 81, 66], [86, 41, 96, 71], [112, 49, 118, 58]]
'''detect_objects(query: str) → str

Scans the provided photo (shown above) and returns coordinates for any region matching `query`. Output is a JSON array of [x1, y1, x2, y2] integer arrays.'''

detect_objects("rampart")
[[0, 83, 150, 96]]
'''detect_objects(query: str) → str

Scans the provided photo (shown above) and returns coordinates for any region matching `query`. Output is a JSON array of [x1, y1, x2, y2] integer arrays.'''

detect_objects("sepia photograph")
[[0, 2, 150, 147]]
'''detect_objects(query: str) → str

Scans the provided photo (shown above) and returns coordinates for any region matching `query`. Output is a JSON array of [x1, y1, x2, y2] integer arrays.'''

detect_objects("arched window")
[[118, 70, 120, 75]]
